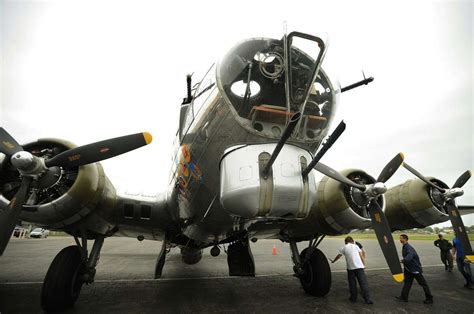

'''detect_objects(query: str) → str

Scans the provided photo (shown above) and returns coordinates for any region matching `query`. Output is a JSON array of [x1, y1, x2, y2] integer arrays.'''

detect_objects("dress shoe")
[[395, 296, 407, 302], [365, 300, 374, 304], [423, 299, 433, 304]]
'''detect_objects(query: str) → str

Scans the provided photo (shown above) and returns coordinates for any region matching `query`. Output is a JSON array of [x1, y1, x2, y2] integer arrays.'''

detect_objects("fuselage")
[[167, 36, 339, 245]]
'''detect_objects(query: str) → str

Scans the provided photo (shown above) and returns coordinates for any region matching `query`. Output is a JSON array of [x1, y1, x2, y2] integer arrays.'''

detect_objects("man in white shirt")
[[331, 236, 373, 304]]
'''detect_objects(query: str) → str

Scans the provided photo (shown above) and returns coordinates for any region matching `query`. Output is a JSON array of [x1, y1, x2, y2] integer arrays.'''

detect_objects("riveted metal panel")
[[220, 144, 316, 219]]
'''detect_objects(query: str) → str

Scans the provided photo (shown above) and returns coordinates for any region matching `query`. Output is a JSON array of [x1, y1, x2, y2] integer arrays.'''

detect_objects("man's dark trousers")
[[440, 251, 453, 270], [347, 268, 370, 301], [401, 269, 433, 300]]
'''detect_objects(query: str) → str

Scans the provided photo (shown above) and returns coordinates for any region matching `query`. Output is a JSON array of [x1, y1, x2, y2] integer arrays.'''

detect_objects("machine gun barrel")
[[262, 112, 301, 177], [302, 120, 346, 178], [341, 77, 374, 93]]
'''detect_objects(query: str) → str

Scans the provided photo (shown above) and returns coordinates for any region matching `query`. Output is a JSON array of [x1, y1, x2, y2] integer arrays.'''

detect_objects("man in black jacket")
[[396, 234, 434, 304], [434, 233, 453, 271]]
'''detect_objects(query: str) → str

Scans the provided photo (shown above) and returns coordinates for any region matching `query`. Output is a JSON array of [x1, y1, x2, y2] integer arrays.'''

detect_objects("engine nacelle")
[[0, 138, 117, 235], [300, 169, 379, 235], [180, 247, 203, 265], [385, 178, 449, 230]]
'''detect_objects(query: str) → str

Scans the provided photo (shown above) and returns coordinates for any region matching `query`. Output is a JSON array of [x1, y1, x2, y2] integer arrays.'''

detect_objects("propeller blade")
[[0, 177, 32, 256], [361, 205, 369, 219], [402, 162, 446, 193], [367, 200, 404, 282], [452, 170, 471, 189], [314, 162, 366, 191], [445, 201, 474, 262], [0, 127, 23, 157], [45, 132, 153, 168], [377, 152, 404, 183], [302, 120, 346, 178]]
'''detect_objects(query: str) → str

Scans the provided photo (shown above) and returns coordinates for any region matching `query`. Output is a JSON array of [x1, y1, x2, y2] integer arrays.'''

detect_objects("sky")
[[1, 0, 473, 226]]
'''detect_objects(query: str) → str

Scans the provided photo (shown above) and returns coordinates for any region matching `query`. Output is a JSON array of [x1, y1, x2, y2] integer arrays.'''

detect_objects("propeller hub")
[[10, 151, 47, 176], [365, 182, 387, 198], [11, 151, 35, 171], [444, 188, 464, 200]]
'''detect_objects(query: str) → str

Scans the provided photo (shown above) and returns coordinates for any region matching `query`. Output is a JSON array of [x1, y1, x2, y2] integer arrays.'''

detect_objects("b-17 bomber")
[[0, 30, 472, 312]]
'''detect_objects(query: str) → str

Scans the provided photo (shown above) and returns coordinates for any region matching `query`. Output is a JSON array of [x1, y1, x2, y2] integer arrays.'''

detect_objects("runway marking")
[[0, 264, 447, 285]]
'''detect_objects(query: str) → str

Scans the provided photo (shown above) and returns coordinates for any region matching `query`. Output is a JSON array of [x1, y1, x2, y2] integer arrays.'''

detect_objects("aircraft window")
[[256, 52, 284, 79], [124, 204, 134, 219], [193, 64, 216, 117], [254, 51, 271, 62], [218, 38, 288, 117], [230, 80, 261, 98], [286, 33, 325, 110], [182, 105, 193, 137], [217, 37, 337, 141], [140, 205, 151, 220]]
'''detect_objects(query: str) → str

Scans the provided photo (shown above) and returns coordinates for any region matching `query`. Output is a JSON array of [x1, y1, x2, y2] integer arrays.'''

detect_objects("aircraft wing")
[[0, 129, 161, 255], [459, 205, 474, 215]]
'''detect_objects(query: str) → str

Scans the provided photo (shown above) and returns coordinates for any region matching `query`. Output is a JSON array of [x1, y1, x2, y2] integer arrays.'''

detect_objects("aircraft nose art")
[[220, 144, 316, 219]]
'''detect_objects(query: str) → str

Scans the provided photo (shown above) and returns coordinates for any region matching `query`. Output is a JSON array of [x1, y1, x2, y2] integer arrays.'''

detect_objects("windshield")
[[217, 36, 337, 142], [32, 228, 43, 232]]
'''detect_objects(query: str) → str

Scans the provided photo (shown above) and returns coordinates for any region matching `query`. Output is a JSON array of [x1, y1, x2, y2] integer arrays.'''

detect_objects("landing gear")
[[227, 237, 255, 276], [41, 234, 105, 312], [298, 247, 331, 296], [154, 237, 170, 279], [289, 237, 331, 297], [41, 246, 84, 311]]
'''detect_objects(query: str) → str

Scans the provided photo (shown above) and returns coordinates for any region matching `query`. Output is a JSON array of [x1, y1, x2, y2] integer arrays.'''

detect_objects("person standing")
[[434, 233, 453, 271], [331, 236, 373, 304], [452, 236, 473, 289], [396, 234, 433, 304]]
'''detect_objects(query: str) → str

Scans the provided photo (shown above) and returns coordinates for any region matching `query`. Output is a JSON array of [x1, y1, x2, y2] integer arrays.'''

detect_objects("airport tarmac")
[[0, 237, 473, 313]]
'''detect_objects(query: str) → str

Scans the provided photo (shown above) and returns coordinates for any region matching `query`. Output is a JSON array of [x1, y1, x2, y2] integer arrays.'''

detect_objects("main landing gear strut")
[[289, 235, 331, 296], [41, 234, 105, 312]]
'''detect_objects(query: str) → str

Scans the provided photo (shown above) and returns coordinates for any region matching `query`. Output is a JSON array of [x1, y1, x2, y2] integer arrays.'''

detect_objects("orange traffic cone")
[[272, 244, 277, 256]]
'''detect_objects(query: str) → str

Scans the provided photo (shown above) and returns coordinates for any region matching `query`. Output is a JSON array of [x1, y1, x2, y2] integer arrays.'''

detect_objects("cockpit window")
[[217, 37, 338, 142], [230, 80, 261, 98], [218, 39, 287, 116]]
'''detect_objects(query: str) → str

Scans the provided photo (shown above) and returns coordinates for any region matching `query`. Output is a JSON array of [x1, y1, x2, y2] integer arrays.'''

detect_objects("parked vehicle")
[[29, 228, 50, 238]]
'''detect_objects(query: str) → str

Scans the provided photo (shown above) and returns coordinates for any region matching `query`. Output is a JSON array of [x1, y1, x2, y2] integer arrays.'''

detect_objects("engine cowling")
[[0, 138, 117, 235], [293, 168, 382, 236], [384, 177, 450, 230], [180, 247, 203, 264]]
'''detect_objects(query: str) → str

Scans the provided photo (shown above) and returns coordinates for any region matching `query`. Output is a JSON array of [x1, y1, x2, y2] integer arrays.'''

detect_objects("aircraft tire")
[[299, 248, 331, 296], [41, 245, 84, 312]]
